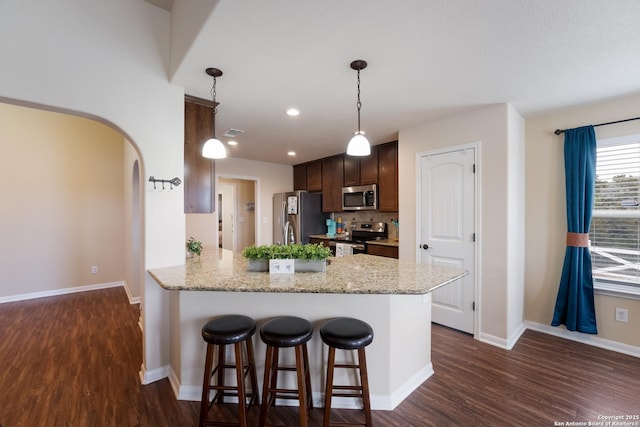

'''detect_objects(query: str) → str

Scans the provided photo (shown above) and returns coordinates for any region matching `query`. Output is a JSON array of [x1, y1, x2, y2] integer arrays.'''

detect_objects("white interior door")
[[419, 147, 476, 334]]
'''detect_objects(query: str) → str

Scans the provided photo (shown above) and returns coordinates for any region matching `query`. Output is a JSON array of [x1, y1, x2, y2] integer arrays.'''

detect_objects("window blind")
[[590, 137, 640, 286]]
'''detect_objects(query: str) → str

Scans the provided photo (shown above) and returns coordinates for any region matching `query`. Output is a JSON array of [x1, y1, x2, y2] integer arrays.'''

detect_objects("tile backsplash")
[[330, 211, 399, 239]]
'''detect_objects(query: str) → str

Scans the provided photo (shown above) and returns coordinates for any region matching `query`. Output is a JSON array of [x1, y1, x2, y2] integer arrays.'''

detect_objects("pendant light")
[[202, 67, 227, 159], [346, 59, 371, 156]]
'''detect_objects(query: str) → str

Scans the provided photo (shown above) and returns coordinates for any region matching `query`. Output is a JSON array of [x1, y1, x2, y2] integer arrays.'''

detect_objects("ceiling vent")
[[223, 128, 244, 137]]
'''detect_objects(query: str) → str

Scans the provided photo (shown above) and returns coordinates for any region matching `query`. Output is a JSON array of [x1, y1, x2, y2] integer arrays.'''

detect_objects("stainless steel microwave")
[[342, 184, 377, 211]]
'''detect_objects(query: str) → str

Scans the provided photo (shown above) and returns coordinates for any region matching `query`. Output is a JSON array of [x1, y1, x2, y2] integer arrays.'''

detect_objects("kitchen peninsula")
[[149, 249, 467, 410]]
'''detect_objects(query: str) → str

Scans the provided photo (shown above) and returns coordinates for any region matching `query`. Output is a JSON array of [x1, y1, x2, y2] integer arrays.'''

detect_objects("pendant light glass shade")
[[347, 132, 371, 156], [202, 67, 227, 159], [202, 137, 227, 159]]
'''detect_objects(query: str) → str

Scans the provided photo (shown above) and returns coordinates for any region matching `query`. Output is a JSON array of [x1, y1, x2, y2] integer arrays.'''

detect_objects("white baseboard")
[[478, 322, 527, 350], [121, 281, 141, 305], [382, 363, 433, 411], [171, 362, 433, 411], [0, 281, 125, 304], [139, 363, 171, 385], [524, 321, 640, 358]]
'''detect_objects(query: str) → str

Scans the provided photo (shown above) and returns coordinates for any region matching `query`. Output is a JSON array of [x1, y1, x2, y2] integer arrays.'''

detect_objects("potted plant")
[[186, 237, 203, 257], [242, 243, 331, 272]]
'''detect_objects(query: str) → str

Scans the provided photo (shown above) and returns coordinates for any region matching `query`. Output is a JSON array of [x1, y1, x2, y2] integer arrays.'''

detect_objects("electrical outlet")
[[615, 307, 628, 323], [91, 265, 98, 274]]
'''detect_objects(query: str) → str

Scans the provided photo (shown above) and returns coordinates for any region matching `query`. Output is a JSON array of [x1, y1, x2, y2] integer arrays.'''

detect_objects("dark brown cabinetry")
[[321, 156, 344, 212], [377, 141, 398, 212], [292, 140, 397, 213], [306, 160, 322, 192], [309, 237, 330, 248], [343, 155, 360, 187], [343, 147, 378, 187], [293, 164, 307, 190], [366, 244, 399, 259], [360, 147, 379, 185], [184, 97, 215, 213]]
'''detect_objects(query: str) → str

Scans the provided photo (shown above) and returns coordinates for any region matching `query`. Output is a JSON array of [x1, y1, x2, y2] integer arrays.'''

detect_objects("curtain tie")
[[566, 232, 589, 247]]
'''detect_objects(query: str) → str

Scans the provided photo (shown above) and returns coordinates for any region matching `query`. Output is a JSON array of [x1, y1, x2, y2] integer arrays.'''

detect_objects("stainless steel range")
[[345, 221, 388, 253], [328, 221, 388, 255], [349, 221, 388, 242]]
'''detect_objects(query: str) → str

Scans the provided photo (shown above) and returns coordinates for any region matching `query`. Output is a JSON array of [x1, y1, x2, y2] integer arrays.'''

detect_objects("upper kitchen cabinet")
[[343, 146, 378, 187], [377, 141, 398, 212], [293, 164, 307, 190], [343, 155, 360, 187], [184, 96, 215, 213], [306, 160, 322, 192], [322, 155, 344, 212]]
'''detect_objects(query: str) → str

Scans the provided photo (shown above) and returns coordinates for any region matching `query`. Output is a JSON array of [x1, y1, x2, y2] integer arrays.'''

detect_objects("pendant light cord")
[[211, 76, 217, 136], [356, 69, 362, 133]]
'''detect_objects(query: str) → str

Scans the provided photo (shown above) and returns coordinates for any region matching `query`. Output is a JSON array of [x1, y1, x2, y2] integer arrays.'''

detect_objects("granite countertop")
[[309, 234, 351, 241], [149, 249, 467, 295], [366, 238, 399, 247], [309, 234, 400, 248]]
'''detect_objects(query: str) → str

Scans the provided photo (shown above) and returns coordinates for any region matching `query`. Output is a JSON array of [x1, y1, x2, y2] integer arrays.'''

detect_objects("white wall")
[[0, 0, 184, 377], [506, 105, 526, 340], [399, 104, 526, 345]]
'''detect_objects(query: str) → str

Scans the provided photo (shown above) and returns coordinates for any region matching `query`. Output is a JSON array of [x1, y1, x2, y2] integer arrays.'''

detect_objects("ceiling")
[[152, 1, 640, 165]]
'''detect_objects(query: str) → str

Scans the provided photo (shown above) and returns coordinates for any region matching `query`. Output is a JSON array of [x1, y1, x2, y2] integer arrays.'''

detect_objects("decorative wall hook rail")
[[148, 176, 182, 190]]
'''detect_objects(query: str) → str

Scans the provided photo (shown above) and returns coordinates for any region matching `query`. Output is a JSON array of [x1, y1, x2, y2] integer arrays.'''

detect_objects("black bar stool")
[[320, 317, 374, 427], [199, 314, 260, 427], [258, 316, 314, 427]]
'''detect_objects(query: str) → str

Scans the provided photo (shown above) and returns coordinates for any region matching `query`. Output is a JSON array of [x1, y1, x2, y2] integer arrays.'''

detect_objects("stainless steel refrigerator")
[[273, 191, 326, 245]]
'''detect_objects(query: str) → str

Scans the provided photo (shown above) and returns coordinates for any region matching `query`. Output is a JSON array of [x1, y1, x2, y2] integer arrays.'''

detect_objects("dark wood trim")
[[184, 94, 218, 109]]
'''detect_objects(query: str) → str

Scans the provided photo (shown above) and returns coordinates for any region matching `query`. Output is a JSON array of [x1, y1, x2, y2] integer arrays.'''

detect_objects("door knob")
[[421, 244, 429, 250]]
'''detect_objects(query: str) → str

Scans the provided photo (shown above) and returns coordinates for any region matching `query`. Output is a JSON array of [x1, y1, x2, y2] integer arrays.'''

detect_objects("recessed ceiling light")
[[286, 108, 300, 116], [227, 140, 238, 146], [287, 151, 296, 156]]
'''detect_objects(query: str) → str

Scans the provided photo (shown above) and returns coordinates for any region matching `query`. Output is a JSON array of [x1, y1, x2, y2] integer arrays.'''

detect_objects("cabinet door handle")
[[421, 244, 429, 250]]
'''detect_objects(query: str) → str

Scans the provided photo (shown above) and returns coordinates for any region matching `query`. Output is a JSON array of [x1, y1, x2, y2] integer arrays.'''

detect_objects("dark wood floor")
[[0, 287, 638, 426]]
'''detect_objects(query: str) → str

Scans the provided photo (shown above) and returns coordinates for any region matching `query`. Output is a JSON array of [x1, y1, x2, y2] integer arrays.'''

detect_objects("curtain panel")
[[551, 125, 598, 334]]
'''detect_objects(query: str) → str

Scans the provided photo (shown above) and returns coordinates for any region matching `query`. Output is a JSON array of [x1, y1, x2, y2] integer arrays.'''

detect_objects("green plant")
[[242, 243, 331, 261], [186, 237, 203, 256]]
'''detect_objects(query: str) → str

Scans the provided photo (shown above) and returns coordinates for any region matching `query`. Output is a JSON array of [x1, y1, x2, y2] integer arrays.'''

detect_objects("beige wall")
[[0, 103, 126, 298], [399, 104, 526, 345], [216, 157, 293, 246], [525, 93, 640, 347], [122, 143, 143, 300]]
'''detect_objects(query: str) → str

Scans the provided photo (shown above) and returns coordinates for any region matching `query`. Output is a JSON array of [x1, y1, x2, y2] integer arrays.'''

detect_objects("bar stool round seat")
[[260, 316, 314, 347], [199, 315, 260, 427], [259, 316, 314, 427], [202, 314, 256, 345], [320, 317, 374, 427], [320, 318, 373, 350]]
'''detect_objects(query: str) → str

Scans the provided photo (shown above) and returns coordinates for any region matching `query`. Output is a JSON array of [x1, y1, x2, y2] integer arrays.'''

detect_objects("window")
[[590, 134, 640, 297]]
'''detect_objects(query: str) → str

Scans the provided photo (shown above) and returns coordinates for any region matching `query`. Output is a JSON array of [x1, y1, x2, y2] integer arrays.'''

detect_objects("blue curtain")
[[551, 126, 598, 334]]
